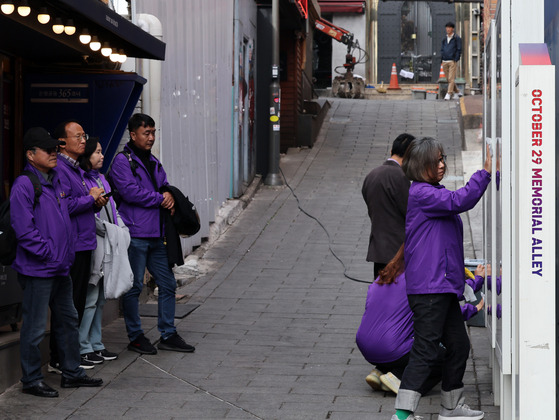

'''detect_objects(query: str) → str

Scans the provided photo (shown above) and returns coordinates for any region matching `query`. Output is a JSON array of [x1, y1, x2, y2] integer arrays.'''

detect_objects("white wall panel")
[[136, 0, 235, 252]]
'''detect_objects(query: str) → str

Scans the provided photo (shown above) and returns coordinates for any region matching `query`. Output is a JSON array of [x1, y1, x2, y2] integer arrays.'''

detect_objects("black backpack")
[[106, 150, 137, 207], [0, 171, 42, 266]]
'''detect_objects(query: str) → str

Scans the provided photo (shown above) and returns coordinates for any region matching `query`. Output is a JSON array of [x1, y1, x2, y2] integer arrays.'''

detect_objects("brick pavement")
[[0, 98, 498, 419]]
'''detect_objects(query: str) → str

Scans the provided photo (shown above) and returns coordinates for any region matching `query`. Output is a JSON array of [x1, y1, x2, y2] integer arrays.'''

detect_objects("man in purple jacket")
[[48, 120, 108, 371], [11, 128, 102, 397], [109, 113, 195, 354]]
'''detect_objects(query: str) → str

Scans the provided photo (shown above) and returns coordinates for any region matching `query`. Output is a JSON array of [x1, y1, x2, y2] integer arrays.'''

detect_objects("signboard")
[[515, 43, 555, 418], [29, 83, 89, 103]]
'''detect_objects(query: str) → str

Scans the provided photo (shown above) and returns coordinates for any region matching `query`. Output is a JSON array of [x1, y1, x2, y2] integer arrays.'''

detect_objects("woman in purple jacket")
[[392, 137, 491, 420], [357, 245, 486, 396], [77, 138, 123, 366]]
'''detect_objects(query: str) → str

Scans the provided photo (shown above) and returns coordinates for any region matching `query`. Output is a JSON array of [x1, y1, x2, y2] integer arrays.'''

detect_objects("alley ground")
[[0, 98, 498, 420]]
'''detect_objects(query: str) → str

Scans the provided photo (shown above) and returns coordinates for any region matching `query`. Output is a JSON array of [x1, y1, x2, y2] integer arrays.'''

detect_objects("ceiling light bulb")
[[64, 19, 76, 35], [117, 49, 127, 63], [0, 1, 14, 15], [17, 0, 29, 16], [17, 0, 30, 16], [101, 43, 112, 57], [79, 29, 91, 44], [110, 52, 120, 62], [89, 36, 101, 51], [52, 18, 64, 34], [37, 7, 50, 24]]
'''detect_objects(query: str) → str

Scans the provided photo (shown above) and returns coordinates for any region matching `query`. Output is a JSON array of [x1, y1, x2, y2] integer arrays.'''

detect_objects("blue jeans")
[[18, 274, 84, 387], [78, 281, 106, 354], [122, 238, 177, 341]]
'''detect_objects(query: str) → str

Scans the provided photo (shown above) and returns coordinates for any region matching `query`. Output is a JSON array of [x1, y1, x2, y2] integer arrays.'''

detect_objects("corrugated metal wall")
[[135, 0, 234, 253]]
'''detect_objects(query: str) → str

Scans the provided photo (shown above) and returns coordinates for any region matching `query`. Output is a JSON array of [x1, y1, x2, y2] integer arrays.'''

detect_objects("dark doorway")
[[313, 14, 333, 88]]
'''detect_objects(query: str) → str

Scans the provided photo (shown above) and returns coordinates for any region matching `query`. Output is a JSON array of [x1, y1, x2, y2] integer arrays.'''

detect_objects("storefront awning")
[[0, 0, 165, 63], [318, 1, 365, 14]]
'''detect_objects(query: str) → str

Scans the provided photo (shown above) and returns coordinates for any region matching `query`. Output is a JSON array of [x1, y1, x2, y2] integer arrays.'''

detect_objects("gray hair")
[[402, 137, 446, 183]]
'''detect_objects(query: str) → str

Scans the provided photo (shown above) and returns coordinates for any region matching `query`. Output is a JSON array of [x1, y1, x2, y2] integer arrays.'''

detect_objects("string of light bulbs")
[[1, 0, 127, 63]]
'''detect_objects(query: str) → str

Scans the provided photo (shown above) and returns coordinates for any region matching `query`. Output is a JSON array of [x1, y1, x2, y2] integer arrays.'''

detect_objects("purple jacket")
[[109, 144, 167, 238], [404, 169, 490, 297], [11, 164, 75, 277], [56, 155, 97, 252], [356, 273, 414, 364], [83, 170, 119, 225], [356, 270, 484, 365]]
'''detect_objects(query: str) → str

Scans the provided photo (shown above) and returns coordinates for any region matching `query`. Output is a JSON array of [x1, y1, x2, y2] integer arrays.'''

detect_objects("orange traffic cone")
[[438, 63, 447, 82], [388, 63, 400, 90]]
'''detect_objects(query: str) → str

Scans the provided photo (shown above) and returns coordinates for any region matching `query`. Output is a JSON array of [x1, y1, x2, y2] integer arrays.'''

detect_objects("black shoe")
[[22, 381, 59, 398], [79, 359, 95, 370], [127, 334, 157, 355], [158, 333, 195, 353], [82, 352, 104, 364], [95, 349, 118, 361], [60, 375, 103, 388]]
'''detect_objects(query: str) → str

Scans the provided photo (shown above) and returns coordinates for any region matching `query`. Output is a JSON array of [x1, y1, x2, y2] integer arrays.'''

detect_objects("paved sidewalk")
[[0, 99, 498, 419]]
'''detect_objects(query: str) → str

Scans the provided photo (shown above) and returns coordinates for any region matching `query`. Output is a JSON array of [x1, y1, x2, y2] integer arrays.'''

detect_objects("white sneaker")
[[452, 93, 460, 100], [380, 372, 401, 394], [439, 402, 484, 420], [444, 93, 451, 101], [365, 368, 383, 391], [391, 414, 423, 420], [47, 362, 62, 374]]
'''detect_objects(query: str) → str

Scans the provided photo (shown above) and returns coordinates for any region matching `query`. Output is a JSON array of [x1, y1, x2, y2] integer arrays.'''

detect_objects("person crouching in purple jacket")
[[11, 128, 102, 398], [392, 137, 491, 420]]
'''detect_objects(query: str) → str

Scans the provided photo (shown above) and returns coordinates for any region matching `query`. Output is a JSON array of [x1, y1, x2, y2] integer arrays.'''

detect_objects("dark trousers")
[[50, 250, 92, 363], [399, 293, 470, 396], [18, 274, 84, 386], [376, 347, 444, 395]]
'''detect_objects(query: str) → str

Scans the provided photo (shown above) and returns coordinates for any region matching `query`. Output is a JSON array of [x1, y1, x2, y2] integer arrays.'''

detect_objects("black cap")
[[23, 127, 66, 151]]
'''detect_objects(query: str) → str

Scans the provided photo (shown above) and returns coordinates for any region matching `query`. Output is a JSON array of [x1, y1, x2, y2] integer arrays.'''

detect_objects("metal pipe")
[[265, 0, 283, 186], [232, 0, 241, 196]]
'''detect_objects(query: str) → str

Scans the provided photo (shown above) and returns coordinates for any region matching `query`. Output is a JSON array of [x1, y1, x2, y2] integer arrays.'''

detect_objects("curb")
[[190, 174, 263, 259]]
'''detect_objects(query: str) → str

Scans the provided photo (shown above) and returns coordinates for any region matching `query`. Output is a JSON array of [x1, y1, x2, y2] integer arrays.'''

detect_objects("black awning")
[[0, 0, 165, 63]]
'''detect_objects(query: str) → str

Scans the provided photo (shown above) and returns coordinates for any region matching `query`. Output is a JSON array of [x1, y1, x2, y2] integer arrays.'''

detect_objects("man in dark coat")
[[362, 133, 415, 278], [440, 21, 462, 100]]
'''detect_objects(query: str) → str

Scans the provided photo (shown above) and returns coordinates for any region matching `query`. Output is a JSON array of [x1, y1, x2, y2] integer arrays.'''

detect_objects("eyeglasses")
[[438, 155, 447, 164], [66, 133, 89, 141]]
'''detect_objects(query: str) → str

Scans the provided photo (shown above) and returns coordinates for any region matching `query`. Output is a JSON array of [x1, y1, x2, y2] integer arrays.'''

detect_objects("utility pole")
[[265, 0, 283, 186]]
